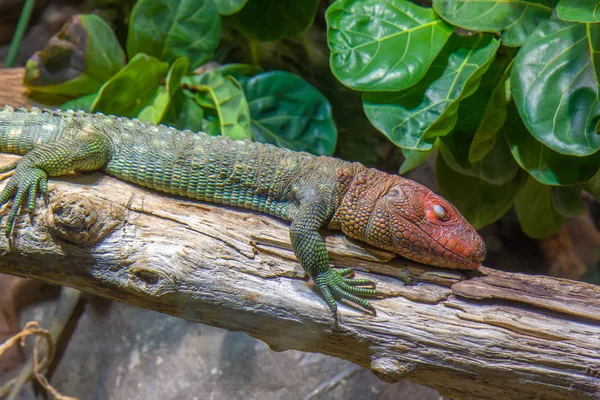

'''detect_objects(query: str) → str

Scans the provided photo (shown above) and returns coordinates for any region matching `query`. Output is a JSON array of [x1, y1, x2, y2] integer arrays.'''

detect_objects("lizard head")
[[336, 170, 486, 269]]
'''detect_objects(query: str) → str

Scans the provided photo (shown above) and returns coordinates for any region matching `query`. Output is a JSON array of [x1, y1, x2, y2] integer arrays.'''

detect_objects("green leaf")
[[433, 0, 555, 47], [449, 48, 516, 166], [163, 90, 205, 132], [326, 0, 453, 92], [399, 145, 437, 175], [550, 185, 585, 217], [512, 19, 600, 156], [514, 176, 564, 238], [137, 86, 170, 124], [440, 127, 519, 185], [363, 33, 500, 151], [469, 58, 514, 164], [583, 171, 600, 200], [182, 72, 252, 140], [436, 154, 526, 229], [202, 115, 221, 136], [24, 14, 125, 95], [214, 0, 248, 15], [92, 53, 169, 117], [127, 0, 221, 69], [503, 103, 600, 186], [226, 0, 319, 41], [557, 0, 600, 23], [137, 57, 190, 124], [166, 57, 190, 94], [450, 55, 507, 133], [237, 71, 337, 155], [60, 92, 98, 113]]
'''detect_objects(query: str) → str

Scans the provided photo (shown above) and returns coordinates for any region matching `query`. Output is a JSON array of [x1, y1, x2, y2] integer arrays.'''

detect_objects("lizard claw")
[[0, 165, 48, 237], [314, 268, 379, 314]]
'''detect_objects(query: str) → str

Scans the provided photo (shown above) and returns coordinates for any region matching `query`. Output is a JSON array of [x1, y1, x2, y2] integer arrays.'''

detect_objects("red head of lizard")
[[331, 167, 486, 269]]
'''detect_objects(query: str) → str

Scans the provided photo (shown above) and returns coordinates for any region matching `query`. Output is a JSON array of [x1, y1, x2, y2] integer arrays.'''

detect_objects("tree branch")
[[0, 68, 599, 400]]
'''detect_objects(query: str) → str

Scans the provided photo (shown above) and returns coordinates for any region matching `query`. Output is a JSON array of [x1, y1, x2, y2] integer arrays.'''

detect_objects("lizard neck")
[[327, 164, 394, 247]]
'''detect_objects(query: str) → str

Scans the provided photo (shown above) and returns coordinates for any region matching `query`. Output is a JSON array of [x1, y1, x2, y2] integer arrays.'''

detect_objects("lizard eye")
[[432, 204, 448, 221], [388, 189, 400, 197]]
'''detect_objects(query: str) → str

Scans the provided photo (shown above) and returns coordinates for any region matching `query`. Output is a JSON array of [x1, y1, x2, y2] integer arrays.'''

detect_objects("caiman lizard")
[[0, 106, 486, 314]]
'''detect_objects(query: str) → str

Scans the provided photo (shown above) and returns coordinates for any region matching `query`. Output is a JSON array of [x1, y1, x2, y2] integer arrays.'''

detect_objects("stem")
[[5, 0, 36, 67], [249, 40, 259, 66]]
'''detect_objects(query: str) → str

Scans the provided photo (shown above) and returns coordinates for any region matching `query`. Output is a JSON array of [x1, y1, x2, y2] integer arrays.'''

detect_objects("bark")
[[0, 68, 599, 400]]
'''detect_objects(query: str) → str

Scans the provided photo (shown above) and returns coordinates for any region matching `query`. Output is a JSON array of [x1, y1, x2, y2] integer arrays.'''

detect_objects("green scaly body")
[[0, 106, 486, 315]]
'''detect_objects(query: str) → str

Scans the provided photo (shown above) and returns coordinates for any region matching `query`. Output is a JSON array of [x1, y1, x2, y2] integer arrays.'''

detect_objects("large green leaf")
[[127, 0, 221, 69], [503, 104, 600, 186], [399, 144, 437, 175], [512, 19, 600, 156], [24, 14, 125, 95], [165, 57, 190, 94], [448, 49, 515, 164], [182, 71, 252, 140], [163, 90, 204, 132], [550, 185, 585, 217], [214, 0, 247, 15], [433, 0, 555, 47], [514, 176, 564, 238], [469, 58, 514, 163], [450, 56, 505, 134], [326, 0, 453, 92], [92, 54, 169, 117], [237, 71, 337, 155], [436, 154, 526, 229], [163, 90, 205, 132], [226, 0, 319, 41], [363, 33, 500, 151], [202, 114, 221, 136], [138, 57, 190, 124], [137, 86, 170, 124], [557, 0, 600, 23], [441, 130, 519, 185]]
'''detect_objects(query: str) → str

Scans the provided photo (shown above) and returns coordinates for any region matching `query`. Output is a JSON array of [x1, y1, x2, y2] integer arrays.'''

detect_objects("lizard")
[[0, 106, 486, 314]]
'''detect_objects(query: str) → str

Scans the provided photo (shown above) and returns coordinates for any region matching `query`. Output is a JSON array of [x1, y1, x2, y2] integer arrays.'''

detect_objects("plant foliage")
[[327, 0, 600, 237], [24, 1, 336, 156]]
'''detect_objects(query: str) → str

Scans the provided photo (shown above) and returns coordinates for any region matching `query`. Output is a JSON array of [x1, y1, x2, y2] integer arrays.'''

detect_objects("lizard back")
[[0, 107, 346, 221]]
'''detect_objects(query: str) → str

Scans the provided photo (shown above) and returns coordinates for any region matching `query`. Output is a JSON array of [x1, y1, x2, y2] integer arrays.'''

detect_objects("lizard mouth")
[[393, 225, 486, 270], [423, 229, 486, 269]]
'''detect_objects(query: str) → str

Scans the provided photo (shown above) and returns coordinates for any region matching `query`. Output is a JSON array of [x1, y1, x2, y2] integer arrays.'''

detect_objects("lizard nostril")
[[471, 234, 487, 262]]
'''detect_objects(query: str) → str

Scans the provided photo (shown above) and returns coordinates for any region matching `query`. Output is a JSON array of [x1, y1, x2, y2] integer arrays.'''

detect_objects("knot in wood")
[[370, 356, 415, 383], [48, 195, 98, 245], [129, 266, 164, 288]]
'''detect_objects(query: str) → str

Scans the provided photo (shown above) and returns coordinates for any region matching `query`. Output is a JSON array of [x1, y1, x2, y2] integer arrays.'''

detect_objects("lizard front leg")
[[290, 193, 379, 315], [0, 131, 111, 236]]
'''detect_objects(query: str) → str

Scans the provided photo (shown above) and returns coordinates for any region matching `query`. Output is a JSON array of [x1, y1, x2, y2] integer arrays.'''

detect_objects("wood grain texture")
[[0, 68, 599, 400]]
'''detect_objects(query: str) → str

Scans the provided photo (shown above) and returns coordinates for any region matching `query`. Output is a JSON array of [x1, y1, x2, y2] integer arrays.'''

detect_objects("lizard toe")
[[314, 268, 378, 314], [341, 276, 376, 287], [335, 267, 355, 277], [1, 167, 47, 236], [329, 284, 376, 313], [315, 279, 338, 314]]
